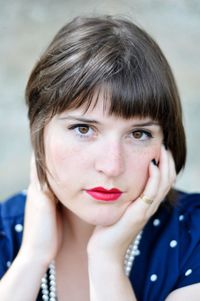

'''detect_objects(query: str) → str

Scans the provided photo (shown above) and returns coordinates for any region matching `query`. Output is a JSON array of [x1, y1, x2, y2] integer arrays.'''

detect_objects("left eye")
[[76, 125, 90, 135], [68, 124, 94, 138], [131, 130, 152, 140]]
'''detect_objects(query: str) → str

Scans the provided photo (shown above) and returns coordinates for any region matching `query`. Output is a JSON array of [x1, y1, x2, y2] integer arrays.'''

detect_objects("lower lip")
[[85, 190, 122, 201]]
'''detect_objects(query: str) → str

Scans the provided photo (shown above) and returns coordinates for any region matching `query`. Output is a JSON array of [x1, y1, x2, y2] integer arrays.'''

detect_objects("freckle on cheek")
[[51, 144, 86, 166], [52, 147, 73, 163]]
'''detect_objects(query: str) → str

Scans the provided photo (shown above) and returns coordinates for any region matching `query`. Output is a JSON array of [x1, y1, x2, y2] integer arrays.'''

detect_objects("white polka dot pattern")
[[150, 274, 158, 282], [153, 219, 160, 226], [170, 240, 178, 248], [179, 215, 184, 221], [14, 224, 23, 232], [6, 261, 11, 268], [185, 269, 192, 276]]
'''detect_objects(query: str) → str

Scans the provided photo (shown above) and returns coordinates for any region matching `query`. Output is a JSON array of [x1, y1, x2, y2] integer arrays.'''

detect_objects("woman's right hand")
[[20, 155, 63, 267], [0, 155, 62, 301]]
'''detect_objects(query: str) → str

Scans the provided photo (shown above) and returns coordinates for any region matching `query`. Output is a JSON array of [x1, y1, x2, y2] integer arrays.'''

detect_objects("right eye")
[[68, 124, 94, 139], [76, 125, 90, 134], [131, 129, 153, 141]]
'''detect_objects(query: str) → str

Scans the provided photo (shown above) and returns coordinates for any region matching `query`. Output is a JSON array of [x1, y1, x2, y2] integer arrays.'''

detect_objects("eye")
[[131, 130, 152, 141], [77, 125, 90, 134], [68, 124, 94, 138]]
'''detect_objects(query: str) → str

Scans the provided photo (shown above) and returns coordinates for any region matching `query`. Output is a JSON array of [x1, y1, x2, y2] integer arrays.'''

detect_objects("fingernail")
[[151, 159, 157, 166]]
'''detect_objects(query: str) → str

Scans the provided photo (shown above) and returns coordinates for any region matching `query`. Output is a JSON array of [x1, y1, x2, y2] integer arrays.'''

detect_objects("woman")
[[0, 16, 199, 301]]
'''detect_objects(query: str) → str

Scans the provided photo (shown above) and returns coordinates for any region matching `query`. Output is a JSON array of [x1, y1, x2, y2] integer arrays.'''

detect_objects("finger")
[[30, 153, 35, 182], [134, 160, 160, 212], [30, 153, 40, 190], [142, 160, 160, 201], [118, 160, 160, 232], [138, 146, 170, 212], [157, 145, 170, 195], [168, 151, 177, 186], [158, 146, 177, 200]]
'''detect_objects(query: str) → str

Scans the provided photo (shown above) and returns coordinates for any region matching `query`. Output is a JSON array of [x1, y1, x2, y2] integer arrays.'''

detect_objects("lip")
[[85, 186, 122, 202]]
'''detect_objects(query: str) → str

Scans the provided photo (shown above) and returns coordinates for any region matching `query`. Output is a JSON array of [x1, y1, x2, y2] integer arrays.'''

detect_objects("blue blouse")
[[0, 190, 200, 301]]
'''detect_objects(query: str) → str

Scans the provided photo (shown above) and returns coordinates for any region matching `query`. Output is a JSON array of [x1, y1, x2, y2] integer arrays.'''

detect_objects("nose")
[[94, 139, 125, 177]]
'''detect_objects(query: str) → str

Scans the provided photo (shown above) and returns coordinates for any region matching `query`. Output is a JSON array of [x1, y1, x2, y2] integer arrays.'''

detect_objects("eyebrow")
[[58, 115, 160, 127], [59, 116, 100, 124]]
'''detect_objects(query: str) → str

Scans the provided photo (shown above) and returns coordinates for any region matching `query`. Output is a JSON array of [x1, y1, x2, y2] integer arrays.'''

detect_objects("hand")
[[87, 145, 176, 264], [20, 155, 63, 266]]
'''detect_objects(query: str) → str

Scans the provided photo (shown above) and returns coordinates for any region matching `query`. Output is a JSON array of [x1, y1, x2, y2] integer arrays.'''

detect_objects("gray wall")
[[0, 0, 200, 200]]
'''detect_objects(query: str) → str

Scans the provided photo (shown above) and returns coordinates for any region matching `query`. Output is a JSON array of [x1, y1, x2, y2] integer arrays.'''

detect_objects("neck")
[[60, 204, 95, 249]]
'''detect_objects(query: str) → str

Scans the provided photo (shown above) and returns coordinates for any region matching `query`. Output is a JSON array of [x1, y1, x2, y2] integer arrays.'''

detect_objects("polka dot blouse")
[[0, 190, 200, 300]]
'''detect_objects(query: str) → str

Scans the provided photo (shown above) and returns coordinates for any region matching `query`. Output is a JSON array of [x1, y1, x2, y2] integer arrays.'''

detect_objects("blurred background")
[[0, 0, 200, 200]]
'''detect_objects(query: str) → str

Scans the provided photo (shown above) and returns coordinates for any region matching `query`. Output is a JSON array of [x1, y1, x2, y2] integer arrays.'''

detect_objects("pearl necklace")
[[41, 231, 143, 300]]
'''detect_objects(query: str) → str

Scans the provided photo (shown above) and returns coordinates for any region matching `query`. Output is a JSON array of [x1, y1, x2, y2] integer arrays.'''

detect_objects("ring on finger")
[[140, 194, 154, 205]]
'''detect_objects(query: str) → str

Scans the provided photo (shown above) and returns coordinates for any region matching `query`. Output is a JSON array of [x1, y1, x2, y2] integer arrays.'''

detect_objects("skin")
[[44, 97, 163, 230], [37, 95, 174, 299], [3, 93, 199, 301]]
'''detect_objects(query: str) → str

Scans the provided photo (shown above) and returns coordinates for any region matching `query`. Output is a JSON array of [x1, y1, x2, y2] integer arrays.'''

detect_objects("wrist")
[[88, 255, 124, 276], [88, 260, 135, 301], [19, 246, 51, 271]]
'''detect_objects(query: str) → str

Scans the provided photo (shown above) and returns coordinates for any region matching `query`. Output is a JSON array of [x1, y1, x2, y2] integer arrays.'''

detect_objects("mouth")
[[85, 187, 122, 202]]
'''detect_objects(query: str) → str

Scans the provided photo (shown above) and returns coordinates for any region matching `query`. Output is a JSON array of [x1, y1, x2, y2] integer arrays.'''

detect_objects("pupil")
[[134, 131, 142, 139], [80, 126, 88, 134]]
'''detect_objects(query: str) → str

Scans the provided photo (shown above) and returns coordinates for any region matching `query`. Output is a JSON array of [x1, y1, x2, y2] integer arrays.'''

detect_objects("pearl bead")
[[133, 245, 138, 251], [134, 249, 140, 256], [41, 278, 47, 283]]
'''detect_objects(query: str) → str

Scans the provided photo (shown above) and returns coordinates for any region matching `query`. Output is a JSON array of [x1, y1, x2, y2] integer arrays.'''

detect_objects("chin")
[[79, 207, 125, 227], [83, 217, 120, 227]]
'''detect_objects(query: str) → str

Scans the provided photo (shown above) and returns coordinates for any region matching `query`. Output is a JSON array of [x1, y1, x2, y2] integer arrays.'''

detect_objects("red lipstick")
[[85, 186, 122, 202]]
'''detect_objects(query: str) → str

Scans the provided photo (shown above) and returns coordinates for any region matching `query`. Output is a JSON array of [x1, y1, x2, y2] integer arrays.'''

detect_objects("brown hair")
[[25, 15, 186, 187]]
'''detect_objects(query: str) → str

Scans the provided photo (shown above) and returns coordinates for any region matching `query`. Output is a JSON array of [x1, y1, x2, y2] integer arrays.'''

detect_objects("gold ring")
[[140, 194, 154, 205]]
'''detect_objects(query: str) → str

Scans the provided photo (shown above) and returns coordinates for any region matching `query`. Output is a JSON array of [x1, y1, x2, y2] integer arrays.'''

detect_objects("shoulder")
[[147, 190, 200, 243], [0, 190, 27, 219], [175, 189, 200, 210], [168, 190, 200, 234], [164, 190, 200, 293], [157, 189, 200, 228], [0, 191, 27, 278], [145, 189, 200, 240], [131, 190, 200, 300], [155, 189, 200, 249]]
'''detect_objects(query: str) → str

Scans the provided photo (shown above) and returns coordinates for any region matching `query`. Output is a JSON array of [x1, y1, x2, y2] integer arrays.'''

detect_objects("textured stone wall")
[[0, 0, 200, 199]]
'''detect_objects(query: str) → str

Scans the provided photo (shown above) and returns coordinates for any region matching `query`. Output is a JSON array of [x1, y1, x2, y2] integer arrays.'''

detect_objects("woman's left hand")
[[87, 145, 176, 264]]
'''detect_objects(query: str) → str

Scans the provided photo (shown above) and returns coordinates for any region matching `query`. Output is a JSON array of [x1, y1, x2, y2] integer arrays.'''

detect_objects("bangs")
[[53, 60, 173, 127]]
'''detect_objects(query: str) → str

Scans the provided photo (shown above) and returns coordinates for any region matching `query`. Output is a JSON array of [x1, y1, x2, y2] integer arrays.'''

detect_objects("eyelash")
[[67, 124, 153, 141], [68, 124, 95, 139], [130, 129, 153, 141]]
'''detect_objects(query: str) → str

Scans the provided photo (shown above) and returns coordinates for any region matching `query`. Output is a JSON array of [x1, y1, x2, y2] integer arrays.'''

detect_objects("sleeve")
[[0, 192, 26, 279], [176, 245, 200, 288], [175, 193, 200, 289], [0, 203, 9, 278]]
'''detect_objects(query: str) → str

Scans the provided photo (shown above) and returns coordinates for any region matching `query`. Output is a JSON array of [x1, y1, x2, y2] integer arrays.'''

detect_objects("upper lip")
[[86, 187, 122, 193]]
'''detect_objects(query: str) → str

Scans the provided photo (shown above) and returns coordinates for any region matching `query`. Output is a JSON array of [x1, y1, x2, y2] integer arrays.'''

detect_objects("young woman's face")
[[44, 94, 163, 226]]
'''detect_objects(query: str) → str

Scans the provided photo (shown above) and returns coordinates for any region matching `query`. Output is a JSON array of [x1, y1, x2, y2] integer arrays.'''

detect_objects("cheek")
[[127, 146, 160, 191], [45, 137, 89, 182]]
